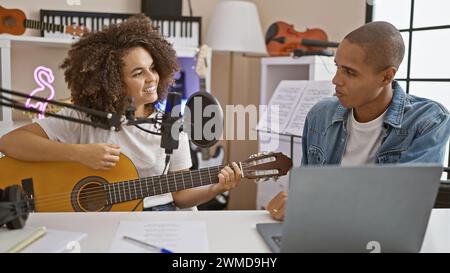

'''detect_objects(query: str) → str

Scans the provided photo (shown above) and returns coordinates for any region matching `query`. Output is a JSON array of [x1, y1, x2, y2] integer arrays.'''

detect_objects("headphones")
[[0, 185, 33, 230]]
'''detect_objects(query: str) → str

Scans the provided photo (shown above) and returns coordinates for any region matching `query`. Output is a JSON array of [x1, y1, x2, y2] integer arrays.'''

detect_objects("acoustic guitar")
[[0, 6, 87, 37], [0, 152, 292, 212]]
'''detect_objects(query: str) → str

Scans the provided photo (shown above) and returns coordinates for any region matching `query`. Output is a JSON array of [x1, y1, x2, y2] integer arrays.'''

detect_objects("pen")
[[123, 235, 173, 253]]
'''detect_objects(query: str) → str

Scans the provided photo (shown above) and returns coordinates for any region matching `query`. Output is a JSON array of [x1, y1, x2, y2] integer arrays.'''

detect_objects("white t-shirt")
[[340, 109, 387, 166], [37, 108, 192, 208]]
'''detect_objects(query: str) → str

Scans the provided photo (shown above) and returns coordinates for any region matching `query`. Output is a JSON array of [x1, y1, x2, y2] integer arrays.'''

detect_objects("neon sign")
[[25, 66, 56, 119]]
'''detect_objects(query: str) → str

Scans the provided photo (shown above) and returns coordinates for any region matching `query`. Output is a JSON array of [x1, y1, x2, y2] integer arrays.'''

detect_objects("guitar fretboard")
[[104, 165, 224, 205]]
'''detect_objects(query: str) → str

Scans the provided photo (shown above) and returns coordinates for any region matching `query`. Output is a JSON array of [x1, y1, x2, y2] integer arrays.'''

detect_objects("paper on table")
[[0, 226, 46, 253], [22, 228, 87, 253], [109, 220, 209, 253]]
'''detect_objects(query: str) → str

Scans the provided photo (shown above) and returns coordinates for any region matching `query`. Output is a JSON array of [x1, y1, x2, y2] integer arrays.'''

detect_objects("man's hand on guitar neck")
[[73, 143, 121, 170]]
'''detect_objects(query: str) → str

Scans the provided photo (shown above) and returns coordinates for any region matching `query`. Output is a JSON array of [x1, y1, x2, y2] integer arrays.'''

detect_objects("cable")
[[163, 154, 171, 174], [134, 124, 161, 135], [187, 0, 193, 17]]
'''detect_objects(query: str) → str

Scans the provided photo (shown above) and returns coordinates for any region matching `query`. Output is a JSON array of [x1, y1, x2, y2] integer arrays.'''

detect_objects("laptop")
[[257, 164, 442, 253]]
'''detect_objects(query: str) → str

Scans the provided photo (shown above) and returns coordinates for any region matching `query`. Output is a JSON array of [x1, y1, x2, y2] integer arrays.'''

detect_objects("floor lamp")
[[205, 0, 267, 163]]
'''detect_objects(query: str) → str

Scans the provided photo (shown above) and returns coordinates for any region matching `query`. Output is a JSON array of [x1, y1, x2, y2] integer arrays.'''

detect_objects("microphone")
[[160, 91, 182, 155]]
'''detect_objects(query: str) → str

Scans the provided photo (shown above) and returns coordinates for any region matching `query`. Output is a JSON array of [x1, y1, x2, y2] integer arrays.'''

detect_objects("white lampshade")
[[205, 0, 267, 55]]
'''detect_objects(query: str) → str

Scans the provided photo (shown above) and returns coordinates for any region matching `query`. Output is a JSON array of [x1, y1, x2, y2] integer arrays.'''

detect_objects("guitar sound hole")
[[71, 176, 111, 212], [78, 183, 107, 211], [4, 16, 17, 27]]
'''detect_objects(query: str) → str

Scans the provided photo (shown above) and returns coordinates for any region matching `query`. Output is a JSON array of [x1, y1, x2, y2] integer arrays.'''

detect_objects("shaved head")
[[344, 21, 405, 71]]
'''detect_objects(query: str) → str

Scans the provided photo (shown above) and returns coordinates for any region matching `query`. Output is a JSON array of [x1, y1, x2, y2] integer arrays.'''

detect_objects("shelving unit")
[[256, 55, 336, 209]]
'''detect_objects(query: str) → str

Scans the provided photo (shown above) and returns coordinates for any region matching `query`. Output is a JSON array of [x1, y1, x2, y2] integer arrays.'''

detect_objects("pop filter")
[[184, 91, 223, 148]]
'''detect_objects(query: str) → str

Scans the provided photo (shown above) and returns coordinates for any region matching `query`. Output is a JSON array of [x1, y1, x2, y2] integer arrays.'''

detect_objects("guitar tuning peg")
[[255, 178, 261, 183], [273, 176, 279, 182]]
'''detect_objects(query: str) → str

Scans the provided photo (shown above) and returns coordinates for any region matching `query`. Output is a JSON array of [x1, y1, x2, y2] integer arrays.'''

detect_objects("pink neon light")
[[25, 66, 56, 119]]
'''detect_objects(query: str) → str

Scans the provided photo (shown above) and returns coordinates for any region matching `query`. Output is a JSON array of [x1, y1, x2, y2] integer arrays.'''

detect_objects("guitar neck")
[[105, 164, 226, 205], [200, 78, 207, 92], [24, 19, 65, 33]]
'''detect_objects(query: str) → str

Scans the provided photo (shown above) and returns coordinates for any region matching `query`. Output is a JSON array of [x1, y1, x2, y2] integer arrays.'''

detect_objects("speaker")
[[141, 0, 182, 17], [0, 185, 33, 230]]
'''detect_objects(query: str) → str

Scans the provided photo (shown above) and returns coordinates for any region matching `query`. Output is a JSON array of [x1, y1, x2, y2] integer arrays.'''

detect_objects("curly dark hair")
[[60, 14, 179, 122]]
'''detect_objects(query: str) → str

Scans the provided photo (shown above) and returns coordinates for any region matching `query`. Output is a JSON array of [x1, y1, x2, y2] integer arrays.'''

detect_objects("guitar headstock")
[[65, 24, 89, 37], [195, 44, 211, 79], [241, 152, 292, 182]]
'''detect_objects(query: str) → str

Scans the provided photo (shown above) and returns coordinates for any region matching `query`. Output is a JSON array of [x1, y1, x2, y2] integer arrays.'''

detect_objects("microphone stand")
[[0, 87, 162, 132]]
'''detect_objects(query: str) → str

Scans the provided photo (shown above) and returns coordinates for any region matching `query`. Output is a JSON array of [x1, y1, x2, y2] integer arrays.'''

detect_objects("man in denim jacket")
[[267, 21, 450, 220]]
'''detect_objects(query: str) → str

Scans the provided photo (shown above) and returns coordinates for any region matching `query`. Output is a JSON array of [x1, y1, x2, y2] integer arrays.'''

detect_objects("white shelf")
[[256, 55, 336, 209], [0, 35, 199, 57], [0, 34, 75, 48]]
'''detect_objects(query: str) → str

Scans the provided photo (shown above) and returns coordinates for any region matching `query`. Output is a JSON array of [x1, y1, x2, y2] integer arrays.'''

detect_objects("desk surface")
[[26, 209, 450, 253]]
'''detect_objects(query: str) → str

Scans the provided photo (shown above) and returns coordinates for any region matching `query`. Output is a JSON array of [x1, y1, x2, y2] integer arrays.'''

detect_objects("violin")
[[265, 21, 339, 57]]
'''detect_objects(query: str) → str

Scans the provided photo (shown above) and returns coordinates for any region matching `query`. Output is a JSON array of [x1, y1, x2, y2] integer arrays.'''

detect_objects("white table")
[[26, 209, 450, 253]]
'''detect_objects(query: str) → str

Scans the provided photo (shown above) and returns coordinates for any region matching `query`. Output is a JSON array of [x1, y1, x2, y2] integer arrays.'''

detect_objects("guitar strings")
[[32, 161, 253, 203], [32, 163, 232, 201], [32, 164, 251, 211], [31, 162, 255, 210], [33, 169, 224, 210], [33, 166, 224, 206]]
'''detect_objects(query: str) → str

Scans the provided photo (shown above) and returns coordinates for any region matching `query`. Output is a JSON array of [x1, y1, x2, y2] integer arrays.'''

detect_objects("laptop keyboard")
[[271, 235, 283, 248]]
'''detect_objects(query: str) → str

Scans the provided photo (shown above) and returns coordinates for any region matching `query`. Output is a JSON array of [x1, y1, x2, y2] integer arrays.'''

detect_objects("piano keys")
[[40, 10, 201, 47]]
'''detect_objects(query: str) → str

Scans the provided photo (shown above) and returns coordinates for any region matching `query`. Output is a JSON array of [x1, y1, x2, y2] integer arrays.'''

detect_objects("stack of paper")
[[22, 228, 87, 253], [0, 225, 87, 253], [0, 226, 46, 253], [109, 220, 209, 253]]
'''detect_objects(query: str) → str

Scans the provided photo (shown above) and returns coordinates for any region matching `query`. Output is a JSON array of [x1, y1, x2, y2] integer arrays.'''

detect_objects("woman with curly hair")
[[0, 14, 241, 211]]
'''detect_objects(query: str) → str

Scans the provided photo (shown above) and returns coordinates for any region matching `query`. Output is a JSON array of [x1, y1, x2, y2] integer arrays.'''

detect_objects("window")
[[368, 0, 450, 171]]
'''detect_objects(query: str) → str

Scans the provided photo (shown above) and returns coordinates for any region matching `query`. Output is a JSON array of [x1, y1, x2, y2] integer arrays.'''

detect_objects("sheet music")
[[257, 81, 308, 133], [285, 81, 335, 136], [257, 80, 334, 136], [109, 220, 209, 253]]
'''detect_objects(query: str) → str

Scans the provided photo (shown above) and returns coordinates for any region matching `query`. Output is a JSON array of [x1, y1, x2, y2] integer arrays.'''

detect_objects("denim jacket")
[[301, 81, 450, 166]]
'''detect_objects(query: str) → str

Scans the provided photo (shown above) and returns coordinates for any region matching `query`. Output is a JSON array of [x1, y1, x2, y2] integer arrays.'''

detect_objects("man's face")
[[332, 39, 387, 110]]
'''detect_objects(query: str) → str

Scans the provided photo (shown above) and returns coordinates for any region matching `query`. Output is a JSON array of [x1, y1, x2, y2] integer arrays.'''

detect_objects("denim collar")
[[331, 81, 406, 129]]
